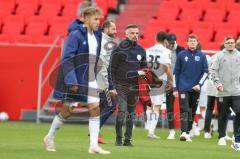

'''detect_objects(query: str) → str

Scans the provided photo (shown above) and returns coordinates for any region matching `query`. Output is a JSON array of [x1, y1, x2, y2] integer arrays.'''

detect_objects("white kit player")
[[145, 31, 173, 139]]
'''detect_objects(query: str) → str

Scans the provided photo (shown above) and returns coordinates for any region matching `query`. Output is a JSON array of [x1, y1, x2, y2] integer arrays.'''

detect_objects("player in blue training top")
[[173, 34, 208, 142]]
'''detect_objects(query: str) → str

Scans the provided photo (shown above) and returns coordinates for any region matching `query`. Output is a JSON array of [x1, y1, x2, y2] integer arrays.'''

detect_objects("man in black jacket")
[[165, 33, 185, 140], [110, 24, 147, 146]]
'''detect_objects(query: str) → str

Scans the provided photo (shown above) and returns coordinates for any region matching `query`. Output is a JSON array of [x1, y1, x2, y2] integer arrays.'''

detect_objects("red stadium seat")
[[32, 35, 56, 44], [226, 1, 240, 11], [38, 4, 62, 17], [203, 42, 221, 50], [190, 22, 214, 33], [156, 9, 179, 22], [178, 0, 203, 11], [0, 34, 10, 43], [38, 0, 62, 5], [192, 28, 213, 43], [168, 21, 191, 33], [146, 20, 168, 31], [159, 1, 180, 10], [25, 16, 48, 26], [0, 0, 16, 15], [202, 0, 227, 12], [11, 35, 33, 44], [214, 30, 238, 43], [2, 22, 25, 35], [48, 24, 68, 36], [61, 0, 81, 6], [204, 10, 226, 22], [25, 23, 48, 36], [15, 0, 38, 4], [0, 15, 25, 42], [48, 16, 71, 27], [61, 4, 78, 18], [179, 9, 203, 22], [214, 23, 238, 34], [15, 2, 39, 16], [107, 0, 117, 10], [227, 10, 240, 23]]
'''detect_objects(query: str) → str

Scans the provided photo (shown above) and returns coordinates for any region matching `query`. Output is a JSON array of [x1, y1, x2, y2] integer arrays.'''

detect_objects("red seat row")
[[0, 0, 118, 44]]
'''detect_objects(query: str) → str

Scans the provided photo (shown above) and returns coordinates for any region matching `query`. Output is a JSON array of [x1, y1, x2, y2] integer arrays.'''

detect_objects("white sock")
[[201, 111, 206, 119], [145, 110, 151, 130], [149, 110, 159, 134], [47, 115, 64, 139], [89, 116, 100, 147]]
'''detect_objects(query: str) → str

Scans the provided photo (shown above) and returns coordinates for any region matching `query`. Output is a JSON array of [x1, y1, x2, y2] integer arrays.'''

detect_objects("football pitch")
[[0, 122, 239, 159]]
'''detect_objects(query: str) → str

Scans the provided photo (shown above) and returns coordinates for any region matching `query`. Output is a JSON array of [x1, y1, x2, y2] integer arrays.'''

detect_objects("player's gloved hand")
[[138, 70, 146, 76]]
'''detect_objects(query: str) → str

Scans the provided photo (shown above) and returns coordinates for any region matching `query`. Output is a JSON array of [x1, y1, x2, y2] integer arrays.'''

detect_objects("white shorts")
[[198, 91, 207, 108], [69, 96, 100, 107], [150, 94, 166, 106]]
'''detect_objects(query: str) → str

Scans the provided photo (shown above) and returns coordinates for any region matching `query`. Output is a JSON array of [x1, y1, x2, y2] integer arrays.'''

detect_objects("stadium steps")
[[115, 0, 162, 39]]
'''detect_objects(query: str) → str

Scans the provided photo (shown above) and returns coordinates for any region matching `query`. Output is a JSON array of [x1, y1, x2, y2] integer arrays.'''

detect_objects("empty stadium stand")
[[0, 0, 118, 45], [121, 0, 240, 50]]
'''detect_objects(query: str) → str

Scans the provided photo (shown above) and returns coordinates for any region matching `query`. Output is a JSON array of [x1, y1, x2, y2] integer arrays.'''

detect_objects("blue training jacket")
[[67, 19, 83, 33], [174, 49, 208, 92], [53, 23, 102, 102]]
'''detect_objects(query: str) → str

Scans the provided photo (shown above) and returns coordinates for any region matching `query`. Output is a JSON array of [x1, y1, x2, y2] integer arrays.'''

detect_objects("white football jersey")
[[146, 44, 171, 80]]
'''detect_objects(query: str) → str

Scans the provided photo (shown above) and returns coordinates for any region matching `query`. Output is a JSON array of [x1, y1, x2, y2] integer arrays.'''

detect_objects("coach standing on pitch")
[[97, 20, 118, 144], [110, 24, 147, 146], [211, 36, 240, 146], [173, 34, 208, 142]]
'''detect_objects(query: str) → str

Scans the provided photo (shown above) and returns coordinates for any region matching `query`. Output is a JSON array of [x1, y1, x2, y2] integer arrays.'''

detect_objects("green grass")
[[0, 122, 239, 159]]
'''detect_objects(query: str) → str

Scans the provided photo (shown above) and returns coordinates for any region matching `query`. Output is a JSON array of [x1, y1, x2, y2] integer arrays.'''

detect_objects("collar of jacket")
[[187, 48, 197, 53], [125, 38, 137, 47], [79, 24, 88, 33], [223, 48, 238, 54], [102, 32, 115, 41]]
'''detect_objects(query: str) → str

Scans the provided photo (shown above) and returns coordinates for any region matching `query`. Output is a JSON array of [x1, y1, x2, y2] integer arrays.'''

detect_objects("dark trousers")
[[166, 90, 175, 129], [235, 128, 240, 143], [204, 96, 216, 132], [99, 91, 117, 128], [115, 87, 137, 142], [179, 91, 200, 133], [217, 96, 240, 138]]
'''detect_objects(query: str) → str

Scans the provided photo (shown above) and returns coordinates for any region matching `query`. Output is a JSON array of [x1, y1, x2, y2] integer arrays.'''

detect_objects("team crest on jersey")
[[195, 56, 200, 61], [137, 54, 142, 61], [83, 41, 87, 45], [184, 56, 188, 62]]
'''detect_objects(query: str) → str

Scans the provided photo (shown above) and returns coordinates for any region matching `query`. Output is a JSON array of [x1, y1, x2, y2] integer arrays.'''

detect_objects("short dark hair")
[[125, 24, 138, 30], [166, 33, 177, 43], [224, 35, 234, 42], [156, 31, 167, 42], [187, 34, 198, 42], [102, 20, 114, 30]]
